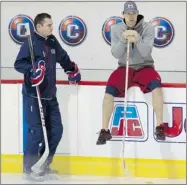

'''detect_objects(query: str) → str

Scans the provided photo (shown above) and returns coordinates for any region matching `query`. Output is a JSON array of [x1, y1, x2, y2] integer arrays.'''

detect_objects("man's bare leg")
[[102, 93, 114, 130], [96, 93, 114, 145], [152, 87, 165, 140], [152, 87, 163, 126]]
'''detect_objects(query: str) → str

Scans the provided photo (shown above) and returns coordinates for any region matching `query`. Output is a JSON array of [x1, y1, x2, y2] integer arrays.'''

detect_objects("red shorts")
[[106, 66, 161, 97]]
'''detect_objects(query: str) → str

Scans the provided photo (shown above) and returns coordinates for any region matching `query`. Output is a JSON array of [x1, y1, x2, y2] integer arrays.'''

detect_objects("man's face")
[[37, 18, 53, 37], [123, 12, 138, 28]]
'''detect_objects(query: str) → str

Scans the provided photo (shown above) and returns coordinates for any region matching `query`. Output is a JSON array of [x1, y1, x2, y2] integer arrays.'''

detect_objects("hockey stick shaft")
[[122, 41, 130, 176], [26, 26, 49, 173]]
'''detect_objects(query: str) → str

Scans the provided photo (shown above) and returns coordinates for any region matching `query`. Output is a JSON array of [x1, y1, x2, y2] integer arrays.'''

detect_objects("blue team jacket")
[[14, 32, 74, 99]]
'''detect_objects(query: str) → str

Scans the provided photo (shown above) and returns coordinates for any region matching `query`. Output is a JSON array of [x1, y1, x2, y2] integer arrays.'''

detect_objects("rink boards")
[[1, 81, 186, 178]]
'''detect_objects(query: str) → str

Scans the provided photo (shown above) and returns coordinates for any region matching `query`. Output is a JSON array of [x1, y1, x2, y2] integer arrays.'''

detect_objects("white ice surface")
[[1, 173, 186, 184]]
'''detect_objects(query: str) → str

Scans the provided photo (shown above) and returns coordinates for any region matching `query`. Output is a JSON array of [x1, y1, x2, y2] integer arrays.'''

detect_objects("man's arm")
[[135, 23, 155, 57], [53, 36, 81, 84], [14, 39, 33, 74], [14, 38, 46, 86], [53, 36, 74, 72], [111, 25, 128, 59]]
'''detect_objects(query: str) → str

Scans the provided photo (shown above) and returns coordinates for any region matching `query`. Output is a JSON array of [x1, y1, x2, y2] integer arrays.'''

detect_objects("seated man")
[[96, 1, 165, 145]]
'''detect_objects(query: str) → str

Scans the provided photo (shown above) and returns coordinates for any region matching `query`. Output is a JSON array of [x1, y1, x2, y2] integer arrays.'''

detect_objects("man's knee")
[[27, 127, 43, 144], [147, 80, 161, 91], [105, 86, 118, 97]]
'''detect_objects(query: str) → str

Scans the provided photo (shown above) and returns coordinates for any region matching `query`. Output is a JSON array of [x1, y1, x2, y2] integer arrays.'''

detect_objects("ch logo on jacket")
[[51, 49, 56, 54]]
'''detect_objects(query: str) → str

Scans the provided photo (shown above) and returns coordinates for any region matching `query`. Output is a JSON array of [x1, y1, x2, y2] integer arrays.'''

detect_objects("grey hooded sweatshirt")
[[111, 15, 155, 69]]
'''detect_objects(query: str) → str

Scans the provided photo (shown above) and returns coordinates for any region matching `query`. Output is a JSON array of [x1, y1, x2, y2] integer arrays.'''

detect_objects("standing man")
[[96, 1, 166, 145], [14, 13, 81, 181]]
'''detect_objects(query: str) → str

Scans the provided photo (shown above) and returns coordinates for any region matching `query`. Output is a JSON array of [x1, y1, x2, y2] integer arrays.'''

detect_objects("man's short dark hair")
[[34, 13, 51, 28]]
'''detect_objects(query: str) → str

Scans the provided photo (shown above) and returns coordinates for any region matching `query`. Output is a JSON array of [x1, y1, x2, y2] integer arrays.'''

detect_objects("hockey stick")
[[121, 41, 130, 177], [25, 23, 49, 174]]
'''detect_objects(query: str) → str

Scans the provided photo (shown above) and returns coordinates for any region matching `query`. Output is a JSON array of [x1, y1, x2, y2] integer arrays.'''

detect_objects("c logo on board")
[[8, 14, 34, 44], [150, 17, 174, 48], [59, 16, 87, 46], [102, 16, 123, 45]]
